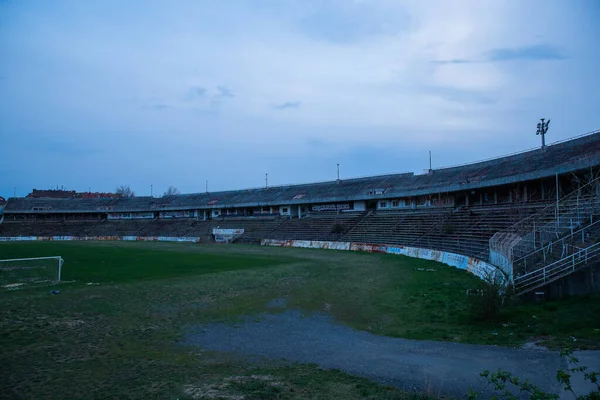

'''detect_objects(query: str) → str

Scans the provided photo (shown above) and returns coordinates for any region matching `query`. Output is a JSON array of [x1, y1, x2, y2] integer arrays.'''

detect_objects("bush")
[[467, 343, 600, 399], [467, 273, 513, 321]]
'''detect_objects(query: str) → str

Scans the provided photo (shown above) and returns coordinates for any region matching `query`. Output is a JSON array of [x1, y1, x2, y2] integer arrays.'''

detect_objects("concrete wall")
[[538, 265, 600, 299], [353, 201, 366, 211], [261, 239, 502, 282], [489, 249, 513, 280]]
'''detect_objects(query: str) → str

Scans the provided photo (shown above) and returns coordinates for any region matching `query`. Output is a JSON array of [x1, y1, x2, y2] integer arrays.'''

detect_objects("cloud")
[[215, 86, 234, 99], [209, 86, 235, 106], [422, 86, 497, 105], [486, 44, 567, 62], [433, 44, 567, 64], [274, 101, 300, 110], [184, 86, 207, 101]]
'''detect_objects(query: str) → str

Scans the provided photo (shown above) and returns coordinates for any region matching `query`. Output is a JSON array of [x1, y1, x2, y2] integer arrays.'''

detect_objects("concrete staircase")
[[514, 241, 600, 295]]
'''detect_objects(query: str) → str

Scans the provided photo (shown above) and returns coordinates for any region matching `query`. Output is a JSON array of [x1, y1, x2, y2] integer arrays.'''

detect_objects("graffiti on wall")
[[262, 239, 504, 282], [212, 228, 244, 243], [311, 203, 352, 212], [108, 212, 154, 220], [159, 210, 195, 219]]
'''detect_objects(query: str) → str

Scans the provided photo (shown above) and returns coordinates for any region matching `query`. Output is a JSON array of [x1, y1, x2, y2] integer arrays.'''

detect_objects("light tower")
[[536, 118, 550, 149]]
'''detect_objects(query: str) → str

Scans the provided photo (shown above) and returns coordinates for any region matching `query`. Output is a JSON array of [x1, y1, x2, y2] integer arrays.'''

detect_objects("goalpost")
[[0, 256, 64, 289]]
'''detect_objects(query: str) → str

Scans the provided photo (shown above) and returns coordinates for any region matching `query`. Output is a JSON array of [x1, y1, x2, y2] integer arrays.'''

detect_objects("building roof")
[[5, 130, 600, 213]]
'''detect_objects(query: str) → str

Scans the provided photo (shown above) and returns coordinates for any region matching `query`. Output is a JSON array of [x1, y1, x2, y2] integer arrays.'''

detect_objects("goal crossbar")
[[0, 256, 64, 282]]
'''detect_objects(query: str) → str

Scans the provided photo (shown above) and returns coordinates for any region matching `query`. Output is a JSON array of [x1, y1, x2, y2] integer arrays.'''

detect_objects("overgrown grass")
[[0, 241, 293, 283], [1, 241, 599, 399]]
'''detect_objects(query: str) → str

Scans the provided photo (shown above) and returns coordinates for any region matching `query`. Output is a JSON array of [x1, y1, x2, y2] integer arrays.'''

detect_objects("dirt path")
[[184, 310, 600, 399]]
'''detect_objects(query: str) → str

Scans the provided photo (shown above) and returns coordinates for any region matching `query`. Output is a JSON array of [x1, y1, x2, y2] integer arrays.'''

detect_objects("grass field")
[[2, 241, 600, 399]]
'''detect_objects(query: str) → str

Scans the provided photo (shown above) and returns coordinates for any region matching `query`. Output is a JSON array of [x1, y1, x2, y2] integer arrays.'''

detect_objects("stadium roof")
[[5, 130, 600, 213]]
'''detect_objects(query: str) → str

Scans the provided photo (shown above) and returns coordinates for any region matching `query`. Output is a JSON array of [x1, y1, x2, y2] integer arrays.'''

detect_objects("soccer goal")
[[0, 256, 64, 289]]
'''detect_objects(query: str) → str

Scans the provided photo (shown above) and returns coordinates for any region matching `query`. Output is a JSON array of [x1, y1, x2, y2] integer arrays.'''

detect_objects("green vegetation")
[[0, 241, 292, 283], [469, 345, 600, 400], [1, 241, 600, 399]]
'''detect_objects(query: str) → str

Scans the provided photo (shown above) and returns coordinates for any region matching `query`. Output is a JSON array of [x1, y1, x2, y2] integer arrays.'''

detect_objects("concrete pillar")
[[298, 205, 302, 219], [494, 189, 498, 204], [203, 210, 207, 220], [479, 192, 483, 205], [541, 180, 545, 200], [466, 194, 469, 206]]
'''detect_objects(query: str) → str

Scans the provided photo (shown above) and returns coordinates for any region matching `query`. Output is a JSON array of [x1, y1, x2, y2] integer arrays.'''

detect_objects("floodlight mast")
[[536, 118, 550, 149]]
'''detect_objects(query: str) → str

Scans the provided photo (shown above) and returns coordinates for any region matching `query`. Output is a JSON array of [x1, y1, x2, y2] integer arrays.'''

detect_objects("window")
[[391, 200, 399, 208], [379, 201, 388, 208], [300, 207, 305, 212], [282, 208, 288, 213]]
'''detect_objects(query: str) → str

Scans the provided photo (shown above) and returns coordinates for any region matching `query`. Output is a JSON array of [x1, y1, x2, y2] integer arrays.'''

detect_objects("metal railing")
[[489, 174, 600, 274], [514, 241, 600, 295], [512, 218, 600, 275]]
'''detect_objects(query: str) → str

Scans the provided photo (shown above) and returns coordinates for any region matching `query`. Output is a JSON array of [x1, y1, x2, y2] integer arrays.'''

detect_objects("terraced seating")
[[337, 203, 553, 260], [0, 220, 105, 237], [267, 212, 366, 242], [134, 218, 196, 237], [227, 219, 286, 244], [412, 203, 550, 259], [341, 209, 449, 246]]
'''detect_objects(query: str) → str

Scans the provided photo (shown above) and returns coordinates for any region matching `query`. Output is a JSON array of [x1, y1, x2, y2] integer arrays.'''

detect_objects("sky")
[[1, 0, 599, 198]]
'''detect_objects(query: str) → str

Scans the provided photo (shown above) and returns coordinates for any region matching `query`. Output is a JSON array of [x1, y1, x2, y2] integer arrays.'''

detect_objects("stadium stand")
[[2, 130, 600, 294], [268, 211, 367, 242]]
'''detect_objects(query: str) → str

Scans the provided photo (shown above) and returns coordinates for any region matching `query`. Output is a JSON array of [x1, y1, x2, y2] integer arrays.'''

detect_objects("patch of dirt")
[[521, 340, 551, 351], [50, 319, 86, 329], [183, 375, 283, 399], [3, 283, 25, 289], [183, 383, 245, 400], [226, 375, 282, 385]]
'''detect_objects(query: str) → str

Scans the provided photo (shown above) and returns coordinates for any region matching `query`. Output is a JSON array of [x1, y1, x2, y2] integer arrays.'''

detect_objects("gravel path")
[[184, 310, 599, 398]]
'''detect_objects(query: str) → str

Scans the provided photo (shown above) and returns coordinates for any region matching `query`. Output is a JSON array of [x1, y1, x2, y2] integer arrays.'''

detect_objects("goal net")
[[0, 256, 64, 289]]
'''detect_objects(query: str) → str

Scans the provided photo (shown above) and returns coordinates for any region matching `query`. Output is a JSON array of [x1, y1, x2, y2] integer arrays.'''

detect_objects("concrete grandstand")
[[2, 130, 600, 296]]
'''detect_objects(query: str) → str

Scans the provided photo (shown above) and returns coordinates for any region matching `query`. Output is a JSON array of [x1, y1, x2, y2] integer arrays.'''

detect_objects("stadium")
[[3, 135, 600, 398], [3, 130, 600, 296], [3, 128, 600, 397]]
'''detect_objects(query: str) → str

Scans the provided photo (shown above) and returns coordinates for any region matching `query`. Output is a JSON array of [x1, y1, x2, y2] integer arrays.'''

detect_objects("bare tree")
[[115, 185, 135, 198], [162, 186, 180, 197]]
